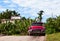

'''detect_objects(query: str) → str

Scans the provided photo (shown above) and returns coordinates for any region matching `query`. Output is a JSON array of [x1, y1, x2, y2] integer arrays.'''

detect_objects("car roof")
[[32, 22, 43, 24]]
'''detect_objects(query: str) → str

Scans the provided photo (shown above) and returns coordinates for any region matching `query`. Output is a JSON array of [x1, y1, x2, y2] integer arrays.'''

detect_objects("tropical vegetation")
[[0, 9, 60, 35]]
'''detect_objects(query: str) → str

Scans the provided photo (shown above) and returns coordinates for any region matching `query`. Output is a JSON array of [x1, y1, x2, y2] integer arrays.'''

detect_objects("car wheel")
[[42, 33, 45, 36]]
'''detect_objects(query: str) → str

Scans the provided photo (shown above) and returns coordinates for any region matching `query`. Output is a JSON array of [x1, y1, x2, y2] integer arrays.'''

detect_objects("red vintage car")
[[28, 22, 45, 36]]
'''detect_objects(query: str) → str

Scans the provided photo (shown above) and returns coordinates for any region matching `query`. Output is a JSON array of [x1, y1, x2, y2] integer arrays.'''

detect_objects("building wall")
[[1, 16, 21, 24]]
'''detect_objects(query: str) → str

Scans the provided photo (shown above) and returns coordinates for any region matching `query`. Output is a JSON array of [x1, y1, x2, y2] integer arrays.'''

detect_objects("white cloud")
[[0, 6, 15, 12], [1, 0, 60, 22], [0, 6, 6, 12], [8, 4, 17, 7], [11, 0, 59, 9], [3, 0, 10, 3], [11, 0, 60, 16]]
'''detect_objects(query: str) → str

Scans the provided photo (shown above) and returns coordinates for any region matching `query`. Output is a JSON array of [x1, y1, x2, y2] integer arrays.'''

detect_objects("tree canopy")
[[0, 9, 20, 19], [37, 10, 44, 22]]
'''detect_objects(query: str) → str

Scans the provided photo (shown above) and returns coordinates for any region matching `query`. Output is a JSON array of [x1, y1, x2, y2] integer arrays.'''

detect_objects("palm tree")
[[12, 10, 20, 16], [38, 10, 44, 22]]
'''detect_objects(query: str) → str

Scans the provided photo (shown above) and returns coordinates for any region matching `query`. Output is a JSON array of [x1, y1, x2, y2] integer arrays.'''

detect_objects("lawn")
[[46, 32, 60, 41]]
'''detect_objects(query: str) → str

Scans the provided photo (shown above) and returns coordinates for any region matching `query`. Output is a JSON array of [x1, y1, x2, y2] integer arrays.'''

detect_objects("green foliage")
[[37, 10, 44, 22], [0, 9, 37, 35], [45, 16, 60, 34], [0, 9, 20, 19], [0, 19, 33, 35], [1, 9, 60, 35]]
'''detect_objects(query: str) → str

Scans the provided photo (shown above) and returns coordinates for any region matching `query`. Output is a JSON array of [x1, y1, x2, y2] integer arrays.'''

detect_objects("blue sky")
[[0, 0, 60, 22]]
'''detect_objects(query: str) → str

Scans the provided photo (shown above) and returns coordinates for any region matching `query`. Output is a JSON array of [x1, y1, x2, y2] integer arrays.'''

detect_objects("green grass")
[[46, 32, 60, 41]]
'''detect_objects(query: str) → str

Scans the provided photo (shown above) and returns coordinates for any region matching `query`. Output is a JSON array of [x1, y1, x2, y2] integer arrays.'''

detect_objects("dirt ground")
[[0, 36, 46, 41]]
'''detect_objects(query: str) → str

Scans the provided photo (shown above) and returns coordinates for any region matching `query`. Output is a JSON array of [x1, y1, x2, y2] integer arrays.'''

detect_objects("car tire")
[[42, 33, 45, 36]]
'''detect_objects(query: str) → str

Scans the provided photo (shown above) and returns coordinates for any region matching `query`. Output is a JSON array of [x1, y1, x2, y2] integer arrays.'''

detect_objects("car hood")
[[31, 26, 45, 30]]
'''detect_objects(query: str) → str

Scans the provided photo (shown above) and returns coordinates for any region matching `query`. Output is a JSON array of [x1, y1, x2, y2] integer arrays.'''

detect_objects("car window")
[[32, 23, 43, 26]]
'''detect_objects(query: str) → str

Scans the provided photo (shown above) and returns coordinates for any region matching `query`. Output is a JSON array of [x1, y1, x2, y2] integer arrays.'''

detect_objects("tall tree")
[[12, 10, 20, 16], [21, 17, 26, 20], [0, 9, 20, 19], [38, 10, 44, 22]]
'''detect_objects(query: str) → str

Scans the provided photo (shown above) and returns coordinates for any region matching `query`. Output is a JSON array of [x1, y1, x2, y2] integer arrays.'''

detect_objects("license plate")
[[33, 30, 40, 33]]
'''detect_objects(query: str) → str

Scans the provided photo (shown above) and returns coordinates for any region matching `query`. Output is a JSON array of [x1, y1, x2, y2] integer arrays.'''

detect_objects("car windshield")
[[32, 23, 43, 26]]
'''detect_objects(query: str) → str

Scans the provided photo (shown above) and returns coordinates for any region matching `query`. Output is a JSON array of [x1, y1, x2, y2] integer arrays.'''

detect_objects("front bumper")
[[28, 29, 45, 34]]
